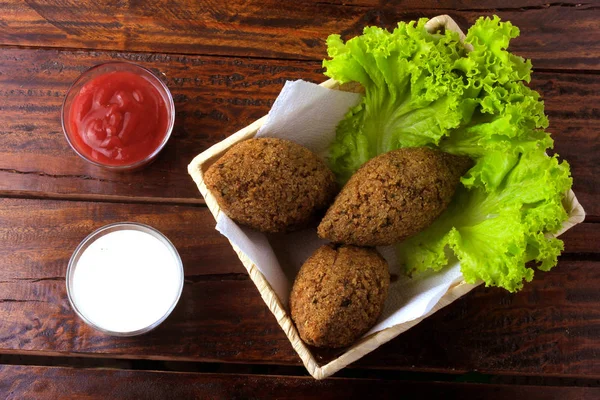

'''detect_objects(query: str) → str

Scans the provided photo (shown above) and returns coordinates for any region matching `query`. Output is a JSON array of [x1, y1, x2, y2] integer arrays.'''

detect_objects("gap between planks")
[[2, 191, 600, 225], [0, 190, 206, 207], [0, 43, 320, 64]]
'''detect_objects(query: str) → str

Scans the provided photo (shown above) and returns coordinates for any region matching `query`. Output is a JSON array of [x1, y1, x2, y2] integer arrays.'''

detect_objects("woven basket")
[[188, 15, 585, 379]]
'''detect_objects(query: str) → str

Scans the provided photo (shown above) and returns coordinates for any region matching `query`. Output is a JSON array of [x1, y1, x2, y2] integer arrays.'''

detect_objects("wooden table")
[[0, 1, 598, 398]]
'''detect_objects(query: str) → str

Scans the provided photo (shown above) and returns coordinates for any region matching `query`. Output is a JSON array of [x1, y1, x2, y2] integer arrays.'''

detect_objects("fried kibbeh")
[[318, 147, 472, 246], [205, 138, 337, 233], [289, 244, 390, 348]]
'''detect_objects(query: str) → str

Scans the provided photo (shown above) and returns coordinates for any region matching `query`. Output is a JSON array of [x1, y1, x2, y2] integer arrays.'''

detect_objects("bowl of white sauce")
[[66, 222, 184, 336]]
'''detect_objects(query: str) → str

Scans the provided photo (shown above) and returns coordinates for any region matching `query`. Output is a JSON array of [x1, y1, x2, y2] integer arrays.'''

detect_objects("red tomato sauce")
[[68, 71, 169, 166]]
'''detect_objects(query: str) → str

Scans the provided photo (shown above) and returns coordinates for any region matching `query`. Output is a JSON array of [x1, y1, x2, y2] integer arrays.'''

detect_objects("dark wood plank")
[[0, 48, 324, 204], [1, 48, 598, 215], [0, 197, 295, 363], [0, 198, 244, 278], [559, 222, 600, 254], [0, 1, 597, 70], [1, 365, 598, 400], [0, 198, 598, 376], [532, 73, 600, 220], [356, 259, 600, 377]]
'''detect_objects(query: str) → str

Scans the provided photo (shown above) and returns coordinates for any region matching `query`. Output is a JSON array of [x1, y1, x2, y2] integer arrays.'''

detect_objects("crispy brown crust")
[[289, 244, 390, 348], [317, 147, 472, 246], [204, 138, 338, 233]]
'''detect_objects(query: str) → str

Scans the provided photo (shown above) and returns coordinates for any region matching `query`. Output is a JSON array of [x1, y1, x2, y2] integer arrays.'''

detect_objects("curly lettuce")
[[323, 16, 573, 291], [324, 20, 473, 182], [397, 151, 571, 292]]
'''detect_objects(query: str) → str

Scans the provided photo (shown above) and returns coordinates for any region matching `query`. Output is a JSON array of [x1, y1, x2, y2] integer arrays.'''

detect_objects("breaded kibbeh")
[[289, 244, 389, 348], [204, 138, 337, 233], [318, 147, 472, 246]]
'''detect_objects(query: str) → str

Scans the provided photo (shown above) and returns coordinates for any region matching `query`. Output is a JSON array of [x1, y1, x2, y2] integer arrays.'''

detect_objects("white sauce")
[[71, 229, 182, 333]]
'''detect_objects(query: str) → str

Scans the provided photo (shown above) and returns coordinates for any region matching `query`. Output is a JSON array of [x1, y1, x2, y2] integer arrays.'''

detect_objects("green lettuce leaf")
[[324, 19, 472, 183], [323, 15, 574, 291], [397, 151, 571, 292]]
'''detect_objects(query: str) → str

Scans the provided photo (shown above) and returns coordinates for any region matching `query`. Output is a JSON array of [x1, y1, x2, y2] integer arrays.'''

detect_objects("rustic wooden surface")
[[0, 0, 598, 396], [1, 1, 598, 69], [1, 365, 598, 400], [0, 49, 598, 215], [0, 198, 597, 377]]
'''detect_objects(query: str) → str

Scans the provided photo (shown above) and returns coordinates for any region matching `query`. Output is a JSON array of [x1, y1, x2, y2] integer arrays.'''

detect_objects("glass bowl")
[[61, 62, 175, 171], [66, 222, 184, 336]]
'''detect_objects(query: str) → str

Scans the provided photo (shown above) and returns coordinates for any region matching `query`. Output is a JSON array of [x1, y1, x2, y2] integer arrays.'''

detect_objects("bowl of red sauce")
[[62, 62, 175, 170]]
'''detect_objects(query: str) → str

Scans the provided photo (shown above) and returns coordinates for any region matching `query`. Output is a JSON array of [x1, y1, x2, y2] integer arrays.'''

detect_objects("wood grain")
[[0, 198, 244, 278], [0, 48, 323, 204], [0, 365, 600, 400], [0, 0, 597, 388], [559, 222, 600, 255], [1, 365, 598, 400], [357, 258, 600, 376], [0, 198, 598, 376], [0, 48, 598, 215], [538, 72, 600, 219], [0, 1, 598, 69]]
